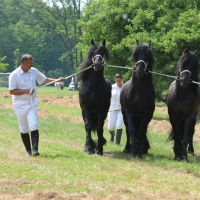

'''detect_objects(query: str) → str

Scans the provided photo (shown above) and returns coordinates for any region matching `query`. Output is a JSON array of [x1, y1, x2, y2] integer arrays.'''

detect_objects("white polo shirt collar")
[[19, 67, 30, 74]]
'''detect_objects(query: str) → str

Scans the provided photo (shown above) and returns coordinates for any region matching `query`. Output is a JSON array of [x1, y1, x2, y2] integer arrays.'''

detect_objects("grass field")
[[1, 87, 200, 199]]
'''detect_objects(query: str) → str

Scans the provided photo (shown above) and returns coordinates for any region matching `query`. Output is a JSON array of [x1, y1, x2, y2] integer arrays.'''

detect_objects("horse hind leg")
[[181, 117, 194, 161], [122, 111, 131, 154], [188, 117, 197, 155]]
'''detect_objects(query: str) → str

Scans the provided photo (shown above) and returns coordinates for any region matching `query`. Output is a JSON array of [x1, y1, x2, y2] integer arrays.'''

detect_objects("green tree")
[[80, 0, 200, 100], [19, 0, 83, 89], [0, 56, 9, 72]]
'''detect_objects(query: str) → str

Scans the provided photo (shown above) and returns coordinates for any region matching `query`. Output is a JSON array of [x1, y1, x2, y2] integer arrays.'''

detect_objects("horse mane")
[[78, 43, 109, 81], [132, 44, 154, 71]]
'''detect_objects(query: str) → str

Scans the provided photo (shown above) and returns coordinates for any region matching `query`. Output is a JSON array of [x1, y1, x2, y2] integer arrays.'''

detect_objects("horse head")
[[132, 40, 153, 77], [91, 39, 107, 71], [178, 47, 198, 87]]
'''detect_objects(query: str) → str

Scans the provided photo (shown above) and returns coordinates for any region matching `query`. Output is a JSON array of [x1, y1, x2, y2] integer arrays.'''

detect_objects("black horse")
[[120, 40, 155, 157], [78, 39, 111, 155], [167, 47, 200, 161]]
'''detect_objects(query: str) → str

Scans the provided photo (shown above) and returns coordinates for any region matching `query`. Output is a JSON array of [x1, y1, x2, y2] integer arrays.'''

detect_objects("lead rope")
[[39, 65, 94, 88]]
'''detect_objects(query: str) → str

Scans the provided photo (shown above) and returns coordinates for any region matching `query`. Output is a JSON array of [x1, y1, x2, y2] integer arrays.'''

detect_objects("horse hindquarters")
[[82, 106, 98, 155]]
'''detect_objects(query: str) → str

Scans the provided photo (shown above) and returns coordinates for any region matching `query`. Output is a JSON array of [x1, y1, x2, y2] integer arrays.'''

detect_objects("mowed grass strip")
[[1, 108, 200, 198]]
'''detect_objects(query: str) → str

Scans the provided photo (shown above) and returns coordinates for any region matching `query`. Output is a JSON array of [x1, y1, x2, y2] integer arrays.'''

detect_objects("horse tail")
[[90, 112, 98, 132], [166, 128, 174, 142]]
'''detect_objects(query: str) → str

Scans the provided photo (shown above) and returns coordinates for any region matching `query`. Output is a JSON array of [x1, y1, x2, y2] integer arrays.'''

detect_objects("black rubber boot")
[[31, 130, 40, 156], [109, 131, 115, 142], [21, 133, 32, 156], [116, 129, 122, 145]]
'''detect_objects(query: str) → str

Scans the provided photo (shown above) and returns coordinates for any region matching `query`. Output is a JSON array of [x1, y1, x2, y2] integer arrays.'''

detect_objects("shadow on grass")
[[41, 154, 71, 159], [103, 146, 200, 166], [106, 150, 175, 162]]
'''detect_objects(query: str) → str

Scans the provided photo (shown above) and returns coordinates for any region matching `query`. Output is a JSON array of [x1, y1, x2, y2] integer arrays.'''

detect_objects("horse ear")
[[102, 39, 106, 46], [194, 49, 198, 56], [148, 41, 151, 47], [183, 47, 188, 54], [91, 39, 95, 46], [136, 40, 139, 46]]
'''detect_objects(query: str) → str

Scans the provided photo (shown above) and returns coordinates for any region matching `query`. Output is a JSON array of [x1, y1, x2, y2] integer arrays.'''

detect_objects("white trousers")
[[108, 110, 123, 131], [14, 105, 38, 133]]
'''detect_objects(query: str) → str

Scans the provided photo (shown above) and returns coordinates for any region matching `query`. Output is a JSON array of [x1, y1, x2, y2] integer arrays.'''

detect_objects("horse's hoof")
[[131, 152, 141, 158], [132, 154, 140, 158], [96, 150, 103, 156], [181, 156, 189, 162], [188, 150, 195, 155], [175, 155, 188, 162], [83, 148, 95, 155], [88, 150, 95, 155], [123, 148, 130, 154], [141, 150, 148, 155]]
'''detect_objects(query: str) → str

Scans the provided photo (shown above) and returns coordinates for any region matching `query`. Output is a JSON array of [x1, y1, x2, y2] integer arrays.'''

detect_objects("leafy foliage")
[[80, 0, 200, 95], [0, 57, 8, 72]]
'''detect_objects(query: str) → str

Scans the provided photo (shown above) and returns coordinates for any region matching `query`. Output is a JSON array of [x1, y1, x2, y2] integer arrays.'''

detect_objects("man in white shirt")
[[9, 54, 65, 156]]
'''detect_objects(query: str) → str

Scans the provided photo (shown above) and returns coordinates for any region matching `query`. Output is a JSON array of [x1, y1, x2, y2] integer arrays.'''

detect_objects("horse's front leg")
[[124, 109, 140, 157], [182, 116, 194, 161], [137, 118, 150, 156], [170, 119, 182, 160], [82, 106, 96, 155], [122, 110, 131, 153], [96, 113, 107, 155]]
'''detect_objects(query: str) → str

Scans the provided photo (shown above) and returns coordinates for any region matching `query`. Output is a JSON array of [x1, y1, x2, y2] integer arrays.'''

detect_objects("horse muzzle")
[[93, 63, 102, 71], [134, 66, 145, 77], [181, 78, 189, 87]]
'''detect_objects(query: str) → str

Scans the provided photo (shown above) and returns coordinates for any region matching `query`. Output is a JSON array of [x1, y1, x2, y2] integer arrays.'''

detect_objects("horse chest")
[[80, 83, 110, 109], [169, 93, 199, 118], [122, 87, 154, 115]]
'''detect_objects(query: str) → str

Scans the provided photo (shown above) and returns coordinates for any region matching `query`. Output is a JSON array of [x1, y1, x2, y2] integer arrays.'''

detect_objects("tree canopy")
[[1, 0, 200, 93], [79, 0, 200, 97]]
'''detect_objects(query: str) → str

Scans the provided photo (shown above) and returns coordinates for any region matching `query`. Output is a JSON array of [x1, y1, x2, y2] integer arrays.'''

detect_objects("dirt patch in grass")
[[148, 119, 171, 133], [0, 91, 11, 98], [0, 102, 13, 109], [155, 106, 168, 114], [39, 94, 80, 108]]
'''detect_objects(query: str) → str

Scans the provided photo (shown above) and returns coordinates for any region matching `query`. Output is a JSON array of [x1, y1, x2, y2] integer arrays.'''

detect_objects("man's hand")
[[44, 77, 65, 84], [57, 77, 65, 82]]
